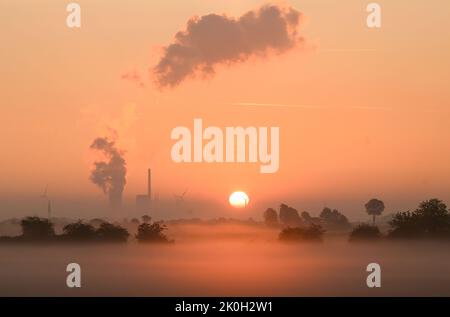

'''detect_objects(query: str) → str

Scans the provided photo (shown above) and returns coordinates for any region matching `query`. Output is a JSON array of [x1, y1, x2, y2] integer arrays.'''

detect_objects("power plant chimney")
[[136, 168, 152, 213], [47, 200, 52, 220], [147, 168, 152, 199]]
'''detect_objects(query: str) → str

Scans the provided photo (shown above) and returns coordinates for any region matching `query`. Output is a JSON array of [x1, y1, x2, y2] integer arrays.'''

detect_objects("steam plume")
[[153, 4, 303, 88], [89, 137, 127, 209]]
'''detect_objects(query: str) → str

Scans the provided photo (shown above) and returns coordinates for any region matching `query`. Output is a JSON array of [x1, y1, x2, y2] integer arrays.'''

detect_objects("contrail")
[[317, 48, 377, 53], [228, 102, 450, 114], [227, 102, 392, 111]]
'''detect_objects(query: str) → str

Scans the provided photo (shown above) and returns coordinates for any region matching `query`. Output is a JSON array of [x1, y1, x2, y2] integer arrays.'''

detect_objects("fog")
[[1, 223, 450, 296]]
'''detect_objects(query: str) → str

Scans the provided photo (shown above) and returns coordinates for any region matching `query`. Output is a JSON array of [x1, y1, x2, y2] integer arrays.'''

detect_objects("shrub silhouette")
[[279, 224, 324, 242], [389, 198, 450, 239], [349, 224, 381, 241], [96, 222, 130, 242], [62, 221, 97, 241], [20, 216, 55, 240], [1, 217, 131, 243], [136, 221, 171, 243]]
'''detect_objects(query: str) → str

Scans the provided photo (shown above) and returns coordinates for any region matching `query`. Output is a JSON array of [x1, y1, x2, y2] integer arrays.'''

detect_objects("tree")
[[349, 224, 381, 241], [365, 199, 385, 225], [389, 198, 450, 238], [20, 216, 55, 240], [136, 221, 171, 243], [279, 224, 324, 242], [263, 208, 278, 226], [320, 207, 332, 219], [96, 222, 129, 242], [319, 207, 351, 229], [301, 211, 312, 222], [62, 221, 96, 241], [141, 215, 151, 223], [279, 204, 302, 227]]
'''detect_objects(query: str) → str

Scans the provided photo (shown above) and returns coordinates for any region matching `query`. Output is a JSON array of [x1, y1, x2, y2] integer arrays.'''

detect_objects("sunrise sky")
[[1, 0, 450, 219]]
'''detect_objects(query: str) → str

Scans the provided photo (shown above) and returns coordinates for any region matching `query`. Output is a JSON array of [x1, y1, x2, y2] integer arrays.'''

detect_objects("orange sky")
[[1, 0, 450, 219]]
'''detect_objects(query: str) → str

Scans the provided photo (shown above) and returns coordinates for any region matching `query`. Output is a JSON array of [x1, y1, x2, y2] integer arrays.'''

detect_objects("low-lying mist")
[[1, 222, 450, 296]]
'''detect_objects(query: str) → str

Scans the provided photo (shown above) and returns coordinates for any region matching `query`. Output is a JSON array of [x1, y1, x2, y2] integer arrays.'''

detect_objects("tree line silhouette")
[[0, 216, 171, 243], [1, 197, 449, 244], [351, 198, 450, 241], [264, 202, 352, 242], [270, 198, 450, 242]]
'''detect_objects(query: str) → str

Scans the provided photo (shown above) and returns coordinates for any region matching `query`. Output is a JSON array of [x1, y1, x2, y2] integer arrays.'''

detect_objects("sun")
[[229, 191, 249, 208]]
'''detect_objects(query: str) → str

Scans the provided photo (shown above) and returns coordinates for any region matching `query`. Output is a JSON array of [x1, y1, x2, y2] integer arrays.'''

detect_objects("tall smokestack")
[[147, 168, 152, 200]]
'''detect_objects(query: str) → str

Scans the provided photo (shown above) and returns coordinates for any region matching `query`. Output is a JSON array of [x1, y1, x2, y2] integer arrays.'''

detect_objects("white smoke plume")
[[89, 137, 127, 209], [153, 4, 303, 88]]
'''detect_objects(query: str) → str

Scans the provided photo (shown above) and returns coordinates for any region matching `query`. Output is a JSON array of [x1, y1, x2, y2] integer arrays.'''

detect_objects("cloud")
[[152, 4, 303, 88]]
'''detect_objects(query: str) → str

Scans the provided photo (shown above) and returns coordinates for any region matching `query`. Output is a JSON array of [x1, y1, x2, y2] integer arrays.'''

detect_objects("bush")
[[349, 224, 381, 241], [62, 221, 97, 241], [388, 199, 450, 239], [1, 217, 131, 244], [96, 222, 130, 242], [136, 221, 171, 243], [279, 224, 324, 242], [20, 217, 55, 240]]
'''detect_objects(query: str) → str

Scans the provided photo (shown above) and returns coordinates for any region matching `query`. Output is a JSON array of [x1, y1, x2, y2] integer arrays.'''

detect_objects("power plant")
[[136, 168, 152, 213]]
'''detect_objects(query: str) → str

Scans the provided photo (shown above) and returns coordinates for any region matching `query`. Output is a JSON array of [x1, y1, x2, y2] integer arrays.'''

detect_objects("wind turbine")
[[41, 185, 52, 219], [174, 190, 187, 208]]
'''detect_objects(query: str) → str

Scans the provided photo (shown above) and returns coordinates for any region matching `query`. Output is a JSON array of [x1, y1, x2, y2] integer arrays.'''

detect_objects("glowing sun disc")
[[229, 191, 249, 208]]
